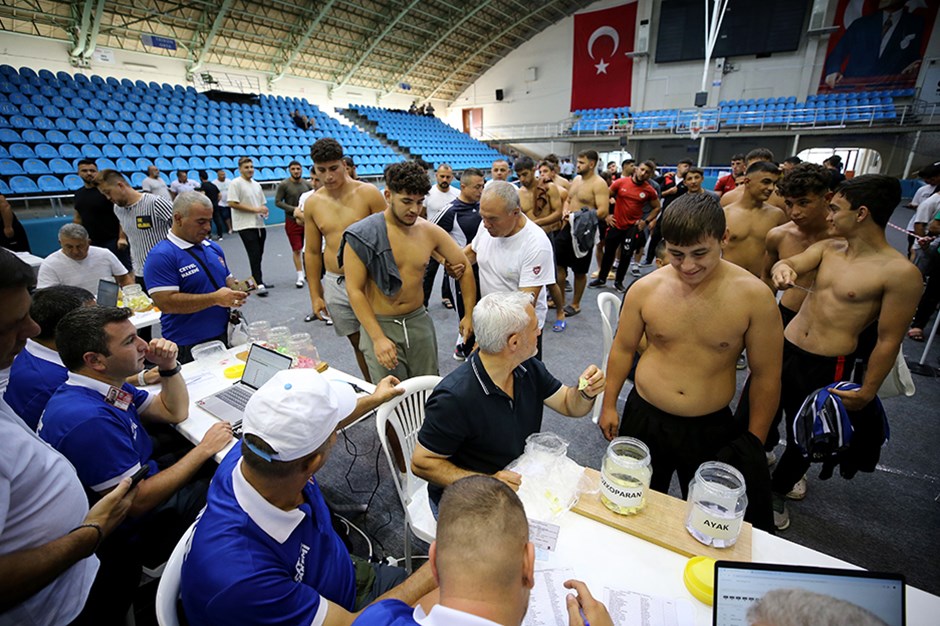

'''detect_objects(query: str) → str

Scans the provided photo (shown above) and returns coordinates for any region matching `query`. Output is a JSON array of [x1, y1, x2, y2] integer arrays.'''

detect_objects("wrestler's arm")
[[432, 224, 476, 340], [593, 179, 610, 220], [743, 286, 784, 443], [343, 244, 397, 369], [762, 227, 784, 290], [303, 197, 328, 320], [832, 261, 923, 410], [598, 284, 647, 441], [364, 184, 388, 214], [771, 240, 828, 289]]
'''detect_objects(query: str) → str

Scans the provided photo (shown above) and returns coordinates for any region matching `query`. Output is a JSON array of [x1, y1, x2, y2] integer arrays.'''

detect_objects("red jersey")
[[610, 177, 657, 229], [715, 174, 738, 194]]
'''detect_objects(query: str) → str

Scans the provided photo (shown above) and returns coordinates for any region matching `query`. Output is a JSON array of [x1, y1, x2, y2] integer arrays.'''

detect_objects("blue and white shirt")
[[144, 231, 232, 346], [4, 339, 67, 431], [38, 372, 156, 493], [181, 446, 357, 626], [432, 198, 481, 248], [354, 601, 501, 626]]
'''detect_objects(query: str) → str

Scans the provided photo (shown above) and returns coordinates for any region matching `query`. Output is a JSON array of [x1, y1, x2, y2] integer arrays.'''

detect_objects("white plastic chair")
[[375, 375, 441, 571], [594, 292, 622, 423], [154, 522, 196, 626]]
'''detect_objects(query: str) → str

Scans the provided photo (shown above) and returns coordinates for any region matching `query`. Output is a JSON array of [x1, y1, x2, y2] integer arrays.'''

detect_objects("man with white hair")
[[144, 191, 251, 363], [464, 181, 556, 357], [37, 223, 133, 293], [180, 369, 437, 626], [411, 291, 605, 514]]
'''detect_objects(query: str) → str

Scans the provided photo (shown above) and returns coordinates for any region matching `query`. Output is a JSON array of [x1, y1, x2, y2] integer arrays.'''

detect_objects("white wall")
[[0, 30, 439, 116]]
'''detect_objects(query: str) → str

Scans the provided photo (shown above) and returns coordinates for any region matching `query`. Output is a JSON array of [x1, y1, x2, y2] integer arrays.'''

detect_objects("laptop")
[[97, 279, 120, 307], [196, 343, 293, 426], [714, 561, 905, 626]]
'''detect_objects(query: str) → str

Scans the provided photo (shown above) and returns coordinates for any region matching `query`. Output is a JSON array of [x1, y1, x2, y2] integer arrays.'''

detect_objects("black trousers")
[[911, 251, 939, 329], [177, 330, 229, 364], [645, 221, 663, 265], [422, 258, 453, 307], [597, 224, 641, 283], [238, 227, 266, 285]]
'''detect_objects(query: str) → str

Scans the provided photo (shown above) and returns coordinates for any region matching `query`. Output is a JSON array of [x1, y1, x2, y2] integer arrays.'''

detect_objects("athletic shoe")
[[630, 264, 641, 277], [565, 281, 573, 292], [256, 284, 269, 298], [772, 495, 790, 530], [766, 450, 777, 466], [786, 475, 808, 501], [295, 277, 305, 288], [587, 279, 606, 288], [453, 346, 467, 362], [736, 354, 747, 370], [613, 282, 627, 294]]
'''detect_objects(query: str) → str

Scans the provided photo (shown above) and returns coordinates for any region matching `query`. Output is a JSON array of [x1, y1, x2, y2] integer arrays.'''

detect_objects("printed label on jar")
[[600, 474, 644, 506], [688, 504, 743, 541]]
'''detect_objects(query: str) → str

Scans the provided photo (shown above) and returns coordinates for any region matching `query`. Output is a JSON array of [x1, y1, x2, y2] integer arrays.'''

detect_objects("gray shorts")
[[359, 306, 438, 382], [323, 271, 361, 337]]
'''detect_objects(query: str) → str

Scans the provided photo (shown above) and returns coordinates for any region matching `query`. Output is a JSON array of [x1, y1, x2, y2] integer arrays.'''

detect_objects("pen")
[[579, 607, 591, 626]]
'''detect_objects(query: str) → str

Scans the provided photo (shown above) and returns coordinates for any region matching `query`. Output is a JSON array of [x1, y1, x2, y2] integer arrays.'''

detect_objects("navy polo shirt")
[[418, 352, 562, 505], [144, 232, 231, 346], [38, 372, 157, 493], [181, 446, 357, 626], [4, 340, 67, 430], [354, 599, 417, 625]]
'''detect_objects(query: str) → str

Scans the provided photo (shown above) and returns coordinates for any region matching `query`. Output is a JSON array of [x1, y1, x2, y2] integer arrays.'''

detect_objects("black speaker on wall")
[[495, 89, 504, 101]]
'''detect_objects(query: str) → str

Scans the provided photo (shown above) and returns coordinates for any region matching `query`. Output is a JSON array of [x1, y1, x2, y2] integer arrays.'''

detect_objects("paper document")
[[522, 569, 576, 626], [604, 588, 696, 626]]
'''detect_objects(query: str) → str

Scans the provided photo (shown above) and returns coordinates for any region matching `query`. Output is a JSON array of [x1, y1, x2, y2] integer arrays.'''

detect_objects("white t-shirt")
[[141, 176, 171, 200], [297, 188, 318, 215], [215, 178, 231, 207], [37, 246, 128, 293], [910, 183, 935, 209], [169, 179, 199, 196], [425, 186, 460, 223], [907, 190, 939, 231], [0, 395, 99, 625], [227, 177, 267, 231], [472, 217, 556, 328]]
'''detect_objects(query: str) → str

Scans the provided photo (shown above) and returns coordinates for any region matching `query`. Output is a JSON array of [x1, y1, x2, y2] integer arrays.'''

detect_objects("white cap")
[[241, 369, 358, 462]]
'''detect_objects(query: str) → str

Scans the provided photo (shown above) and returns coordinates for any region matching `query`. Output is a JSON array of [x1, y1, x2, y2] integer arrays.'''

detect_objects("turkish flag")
[[570, 2, 637, 111]]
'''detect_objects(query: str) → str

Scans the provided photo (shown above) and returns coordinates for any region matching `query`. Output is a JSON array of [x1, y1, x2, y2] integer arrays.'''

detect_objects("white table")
[[169, 346, 374, 462], [130, 309, 162, 331], [542, 507, 939, 625]]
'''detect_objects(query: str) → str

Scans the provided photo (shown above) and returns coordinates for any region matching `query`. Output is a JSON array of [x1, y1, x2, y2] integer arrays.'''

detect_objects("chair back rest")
[[154, 522, 196, 626], [594, 292, 622, 422], [375, 375, 441, 506]]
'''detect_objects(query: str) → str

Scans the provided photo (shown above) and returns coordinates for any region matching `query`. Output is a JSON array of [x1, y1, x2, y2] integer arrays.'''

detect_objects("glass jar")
[[599, 437, 652, 515], [287, 332, 320, 368], [266, 326, 291, 351], [120, 284, 152, 312], [685, 461, 748, 548], [246, 320, 271, 345]]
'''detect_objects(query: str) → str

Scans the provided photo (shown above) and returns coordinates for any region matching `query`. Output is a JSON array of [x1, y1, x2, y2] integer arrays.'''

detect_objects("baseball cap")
[[241, 369, 358, 462]]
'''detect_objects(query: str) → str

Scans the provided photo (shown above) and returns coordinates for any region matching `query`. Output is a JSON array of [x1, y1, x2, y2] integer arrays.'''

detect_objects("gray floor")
[[216, 207, 940, 595]]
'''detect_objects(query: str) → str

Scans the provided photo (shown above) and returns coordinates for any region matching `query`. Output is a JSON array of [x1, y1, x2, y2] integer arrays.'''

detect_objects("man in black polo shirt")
[[73, 159, 131, 270], [411, 291, 605, 514]]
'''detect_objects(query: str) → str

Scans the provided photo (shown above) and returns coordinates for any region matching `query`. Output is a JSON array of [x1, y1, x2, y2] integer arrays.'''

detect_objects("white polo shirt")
[[37, 246, 128, 293], [425, 185, 460, 223], [227, 176, 267, 231]]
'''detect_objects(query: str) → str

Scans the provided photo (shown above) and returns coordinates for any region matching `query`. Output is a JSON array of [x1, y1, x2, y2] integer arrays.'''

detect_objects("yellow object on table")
[[683, 556, 716, 605], [223, 364, 245, 379]]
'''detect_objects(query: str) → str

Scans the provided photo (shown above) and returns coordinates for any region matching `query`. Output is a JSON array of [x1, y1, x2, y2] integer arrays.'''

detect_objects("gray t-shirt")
[[141, 176, 171, 201]]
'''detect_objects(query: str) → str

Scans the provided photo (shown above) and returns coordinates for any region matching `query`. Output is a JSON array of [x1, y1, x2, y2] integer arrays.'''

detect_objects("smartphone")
[[234, 277, 258, 293], [129, 465, 150, 489]]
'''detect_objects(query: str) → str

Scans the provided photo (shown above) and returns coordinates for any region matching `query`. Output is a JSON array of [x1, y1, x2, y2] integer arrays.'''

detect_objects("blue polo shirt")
[[4, 340, 67, 430], [38, 372, 156, 492], [144, 231, 232, 346], [181, 446, 357, 626], [418, 352, 562, 505], [354, 599, 417, 625]]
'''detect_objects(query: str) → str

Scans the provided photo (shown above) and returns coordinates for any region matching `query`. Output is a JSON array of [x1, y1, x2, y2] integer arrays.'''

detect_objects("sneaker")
[[295, 277, 305, 288], [613, 282, 627, 294], [256, 284, 269, 298], [453, 346, 467, 362], [587, 278, 606, 288], [786, 475, 808, 501], [630, 264, 641, 277], [772, 494, 790, 530], [766, 450, 777, 466], [736, 354, 747, 370], [565, 281, 573, 292]]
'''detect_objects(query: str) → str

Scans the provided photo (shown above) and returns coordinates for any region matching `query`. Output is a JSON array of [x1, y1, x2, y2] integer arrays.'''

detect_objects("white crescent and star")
[[588, 25, 619, 75]]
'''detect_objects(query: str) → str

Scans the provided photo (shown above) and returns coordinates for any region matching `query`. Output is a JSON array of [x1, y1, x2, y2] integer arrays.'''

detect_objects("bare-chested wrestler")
[[515, 156, 566, 329], [768, 175, 922, 529], [542, 154, 570, 195], [555, 150, 609, 317], [303, 137, 385, 381], [723, 161, 788, 280], [343, 161, 476, 383], [721, 148, 789, 212], [599, 193, 782, 530]]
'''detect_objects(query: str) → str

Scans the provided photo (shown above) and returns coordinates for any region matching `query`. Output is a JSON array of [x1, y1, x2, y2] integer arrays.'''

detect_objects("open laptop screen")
[[241, 343, 293, 390], [97, 279, 120, 307], [714, 561, 904, 626]]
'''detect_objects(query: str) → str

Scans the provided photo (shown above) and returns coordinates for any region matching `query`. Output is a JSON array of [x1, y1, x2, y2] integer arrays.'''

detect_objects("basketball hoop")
[[689, 124, 701, 140]]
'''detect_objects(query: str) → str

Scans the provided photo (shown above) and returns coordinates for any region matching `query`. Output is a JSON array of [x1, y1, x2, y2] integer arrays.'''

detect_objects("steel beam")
[[332, 0, 422, 90], [270, 0, 340, 82], [69, 0, 96, 58], [187, 0, 235, 74]]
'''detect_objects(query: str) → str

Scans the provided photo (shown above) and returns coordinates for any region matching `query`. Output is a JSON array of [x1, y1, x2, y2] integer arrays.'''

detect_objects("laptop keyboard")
[[217, 384, 254, 411]]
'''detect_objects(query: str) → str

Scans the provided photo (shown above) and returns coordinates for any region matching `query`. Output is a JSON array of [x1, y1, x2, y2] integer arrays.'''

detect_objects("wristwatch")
[[158, 361, 182, 377]]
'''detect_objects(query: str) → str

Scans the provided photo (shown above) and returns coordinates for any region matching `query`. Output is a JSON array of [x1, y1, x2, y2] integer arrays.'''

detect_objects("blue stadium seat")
[[38, 175, 66, 193], [141, 144, 159, 158], [10, 114, 32, 129], [9, 143, 35, 159], [102, 144, 121, 158], [135, 157, 154, 171], [175, 145, 191, 158], [171, 156, 189, 170], [126, 132, 145, 144], [9, 175, 39, 195], [76, 119, 95, 132], [155, 157, 173, 171], [130, 172, 147, 188], [49, 158, 71, 174], [0, 128, 20, 143], [35, 143, 58, 159], [22, 128, 45, 144], [159, 145, 176, 158], [63, 174, 83, 189], [0, 159, 23, 175], [81, 144, 103, 158], [33, 116, 54, 130], [67, 130, 89, 144], [122, 144, 141, 158], [58, 143, 81, 159], [55, 117, 76, 131], [88, 130, 108, 144], [97, 158, 117, 171], [116, 157, 135, 172], [0, 179, 8, 195]]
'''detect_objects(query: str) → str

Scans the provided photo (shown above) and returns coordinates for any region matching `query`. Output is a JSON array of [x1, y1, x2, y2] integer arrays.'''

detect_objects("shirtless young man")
[[599, 193, 782, 530], [542, 155, 570, 195], [723, 161, 788, 279], [515, 156, 566, 328], [720, 148, 787, 212], [768, 175, 922, 529], [343, 161, 476, 383], [555, 150, 609, 316], [303, 137, 386, 381]]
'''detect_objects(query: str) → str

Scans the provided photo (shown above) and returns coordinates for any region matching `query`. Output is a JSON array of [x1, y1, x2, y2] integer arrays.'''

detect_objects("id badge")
[[105, 386, 133, 411], [136, 214, 154, 230]]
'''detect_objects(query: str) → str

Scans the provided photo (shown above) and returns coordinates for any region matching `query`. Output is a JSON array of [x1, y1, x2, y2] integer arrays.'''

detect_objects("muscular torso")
[[307, 182, 381, 274], [519, 183, 560, 232], [634, 263, 756, 415], [367, 218, 441, 316], [724, 203, 787, 276], [769, 223, 830, 313], [785, 241, 897, 356], [569, 175, 602, 211]]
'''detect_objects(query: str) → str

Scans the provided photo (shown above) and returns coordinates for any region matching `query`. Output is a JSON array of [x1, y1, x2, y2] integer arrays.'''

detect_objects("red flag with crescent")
[[571, 2, 637, 111]]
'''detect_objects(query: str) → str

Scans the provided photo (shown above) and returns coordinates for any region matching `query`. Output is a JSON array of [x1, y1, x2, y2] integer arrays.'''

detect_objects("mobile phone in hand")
[[234, 277, 258, 292], [129, 465, 150, 489]]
